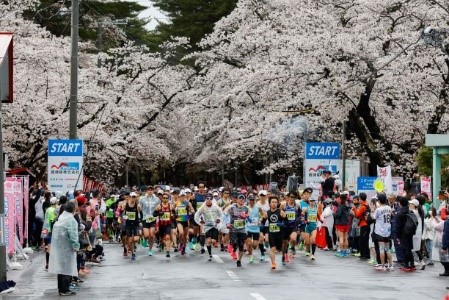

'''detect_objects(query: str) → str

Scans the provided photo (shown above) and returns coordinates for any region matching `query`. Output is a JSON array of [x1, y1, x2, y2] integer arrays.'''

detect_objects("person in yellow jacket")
[[43, 196, 58, 270]]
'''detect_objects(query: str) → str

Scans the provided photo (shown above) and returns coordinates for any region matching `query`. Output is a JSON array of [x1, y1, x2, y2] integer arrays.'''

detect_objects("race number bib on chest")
[[233, 219, 245, 229], [126, 211, 136, 221], [161, 212, 170, 221], [146, 216, 156, 223], [269, 223, 280, 233], [286, 212, 296, 221]]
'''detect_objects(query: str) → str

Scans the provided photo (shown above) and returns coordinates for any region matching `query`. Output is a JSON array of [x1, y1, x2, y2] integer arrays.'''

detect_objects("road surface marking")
[[226, 270, 241, 281], [213, 255, 224, 263], [250, 293, 267, 300]]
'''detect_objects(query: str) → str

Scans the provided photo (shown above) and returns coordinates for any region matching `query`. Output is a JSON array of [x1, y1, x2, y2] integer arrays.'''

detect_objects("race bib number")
[[233, 219, 245, 229], [269, 223, 280, 233], [161, 212, 170, 221], [308, 214, 317, 222], [146, 216, 156, 223], [286, 212, 296, 221], [177, 207, 187, 216], [126, 211, 136, 221]]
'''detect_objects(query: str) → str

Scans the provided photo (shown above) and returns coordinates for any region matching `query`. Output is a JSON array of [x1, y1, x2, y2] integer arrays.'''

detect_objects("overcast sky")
[[128, 0, 169, 30]]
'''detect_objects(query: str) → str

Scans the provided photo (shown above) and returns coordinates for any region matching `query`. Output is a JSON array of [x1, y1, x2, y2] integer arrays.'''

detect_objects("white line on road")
[[213, 254, 224, 264], [250, 293, 267, 300], [226, 270, 241, 281]]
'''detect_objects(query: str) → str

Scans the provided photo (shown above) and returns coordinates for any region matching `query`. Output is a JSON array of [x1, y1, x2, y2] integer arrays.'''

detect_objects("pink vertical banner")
[[14, 178, 23, 245], [23, 176, 29, 241], [4, 178, 16, 255]]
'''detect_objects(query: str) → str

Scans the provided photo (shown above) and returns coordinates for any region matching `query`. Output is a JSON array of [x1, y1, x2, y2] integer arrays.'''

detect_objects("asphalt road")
[[3, 242, 447, 300]]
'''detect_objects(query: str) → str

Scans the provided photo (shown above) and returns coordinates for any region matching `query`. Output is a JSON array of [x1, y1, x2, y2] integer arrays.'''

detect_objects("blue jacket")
[[442, 219, 449, 250]]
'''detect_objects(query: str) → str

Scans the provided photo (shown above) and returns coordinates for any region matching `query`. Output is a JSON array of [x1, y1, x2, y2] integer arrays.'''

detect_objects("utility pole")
[[69, 0, 79, 139]]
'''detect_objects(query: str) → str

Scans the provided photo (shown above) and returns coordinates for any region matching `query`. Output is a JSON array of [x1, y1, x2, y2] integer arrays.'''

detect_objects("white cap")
[[213, 192, 219, 196], [341, 191, 349, 195], [258, 190, 268, 196], [219, 187, 224, 192], [409, 199, 419, 207], [130, 192, 138, 197], [164, 186, 171, 191], [50, 197, 58, 204], [184, 188, 192, 194], [180, 190, 186, 196], [157, 189, 164, 195]]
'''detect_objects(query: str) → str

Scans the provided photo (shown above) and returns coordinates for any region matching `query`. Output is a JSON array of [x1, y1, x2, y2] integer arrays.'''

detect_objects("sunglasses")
[[162, 197, 169, 199]]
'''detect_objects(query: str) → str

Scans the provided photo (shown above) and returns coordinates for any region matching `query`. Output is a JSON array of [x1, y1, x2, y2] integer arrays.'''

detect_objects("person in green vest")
[[105, 195, 118, 241], [43, 196, 58, 270]]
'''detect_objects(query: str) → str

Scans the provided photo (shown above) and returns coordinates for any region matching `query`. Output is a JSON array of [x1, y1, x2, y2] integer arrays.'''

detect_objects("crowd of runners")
[[35, 179, 449, 295]]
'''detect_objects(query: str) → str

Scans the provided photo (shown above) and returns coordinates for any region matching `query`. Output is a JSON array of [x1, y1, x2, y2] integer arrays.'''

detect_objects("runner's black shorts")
[[205, 228, 219, 240], [373, 233, 391, 243], [260, 226, 268, 235], [246, 231, 260, 240], [125, 225, 139, 237], [159, 225, 171, 236], [269, 232, 283, 250], [176, 221, 189, 228], [230, 232, 246, 251], [283, 226, 296, 240], [142, 221, 156, 229]]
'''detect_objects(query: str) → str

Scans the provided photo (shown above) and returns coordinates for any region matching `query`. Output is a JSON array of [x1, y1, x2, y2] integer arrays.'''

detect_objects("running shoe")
[[323, 247, 330, 251], [208, 256, 212, 262], [195, 243, 201, 252], [166, 251, 170, 258], [228, 244, 233, 253], [285, 254, 290, 263], [271, 262, 276, 270], [291, 247, 297, 256], [375, 265, 386, 271], [304, 252, 310, 257], [334, 251, 344, 258], [260, 255, 266, 262], [282, 256, 286, 266], [388, 266, 395, 271], [131, 253, 136, 261], [201, 248, 206, 254], [236, 260, 242, 267], [213, 241, 218, 248], [59, 291, 77, 296], [353, 253, 361, 257], [174, 247, 178, 253], [368, 259, 377, 265], [231, 251, 237, 260], [188, 242, 194, 250], [249, 255, 255, 264], [147, 250, 153, 257], [310, 255, 316, 261], [123, 250, 128, 257]]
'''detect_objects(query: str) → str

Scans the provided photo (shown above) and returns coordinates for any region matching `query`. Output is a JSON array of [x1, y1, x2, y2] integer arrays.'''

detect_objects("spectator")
[[48, 202, 80, 296], [395, 196, 416, 271]]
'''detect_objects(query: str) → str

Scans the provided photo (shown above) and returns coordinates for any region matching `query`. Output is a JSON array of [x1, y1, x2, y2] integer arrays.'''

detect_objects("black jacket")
[[395, 206, 409, 239], [334, 204, 351, 225]]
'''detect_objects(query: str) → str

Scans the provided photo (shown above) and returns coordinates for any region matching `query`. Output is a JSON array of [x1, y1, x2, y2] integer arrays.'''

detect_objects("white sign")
[[48, 139, 84, 194], [304, 159, 362, 197], [377, 165, 393, 194]]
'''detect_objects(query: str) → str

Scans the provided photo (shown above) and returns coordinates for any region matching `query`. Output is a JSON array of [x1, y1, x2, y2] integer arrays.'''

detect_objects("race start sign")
[[48, 139, 84, 194], [305, 142, 341, 159]]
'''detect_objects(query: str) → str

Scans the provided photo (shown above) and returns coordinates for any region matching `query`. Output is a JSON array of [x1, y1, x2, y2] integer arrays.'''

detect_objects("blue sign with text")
[[48, 139, 83, 157], [305, 142, 341, 159], [357, 177, 377, 191]]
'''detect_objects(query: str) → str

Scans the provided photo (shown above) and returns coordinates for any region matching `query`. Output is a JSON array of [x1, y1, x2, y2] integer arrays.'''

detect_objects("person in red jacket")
[[351, 192, 370, 260]]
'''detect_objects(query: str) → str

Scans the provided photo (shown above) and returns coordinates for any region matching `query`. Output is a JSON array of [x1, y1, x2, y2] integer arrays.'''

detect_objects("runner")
[[217, 189, 231, 252], [174, 190, 195, 255], [225, 194, 250, 267], [194, 194, 223, 261], [154, 192, 174, 258], [139, 186, 160, 256], [299, 188, 313, 255], [189, 183, 206, 251], [266, 196, 286, 269], [123, 192, 142, 260], [245, 194, 267, 264], [303, 197, 318, 260], [280, 192, 301, 264], [257, 190, 270, 261]]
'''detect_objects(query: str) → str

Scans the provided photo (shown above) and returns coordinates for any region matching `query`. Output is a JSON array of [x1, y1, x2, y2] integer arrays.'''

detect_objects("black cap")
[[231, 191, 239, 198], [303, 187, 313, 194]]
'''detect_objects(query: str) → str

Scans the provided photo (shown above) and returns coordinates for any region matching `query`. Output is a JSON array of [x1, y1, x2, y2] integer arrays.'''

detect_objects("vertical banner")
[[377, 165, 393, 194], [14, 178, 23, 245], [421, 176, 432, 200], [23, 176, 29, 241], [4, 177, 16, 254], [48, 139, 84, 194]]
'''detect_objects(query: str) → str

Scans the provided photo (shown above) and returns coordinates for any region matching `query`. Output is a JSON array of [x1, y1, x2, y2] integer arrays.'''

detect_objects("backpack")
[[404, 211, 418, 235]]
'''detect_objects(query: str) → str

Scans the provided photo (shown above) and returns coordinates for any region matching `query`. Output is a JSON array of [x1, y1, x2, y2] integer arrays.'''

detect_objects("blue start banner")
[[48, 139, 83, 156], [305, 142, 341, 159]]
